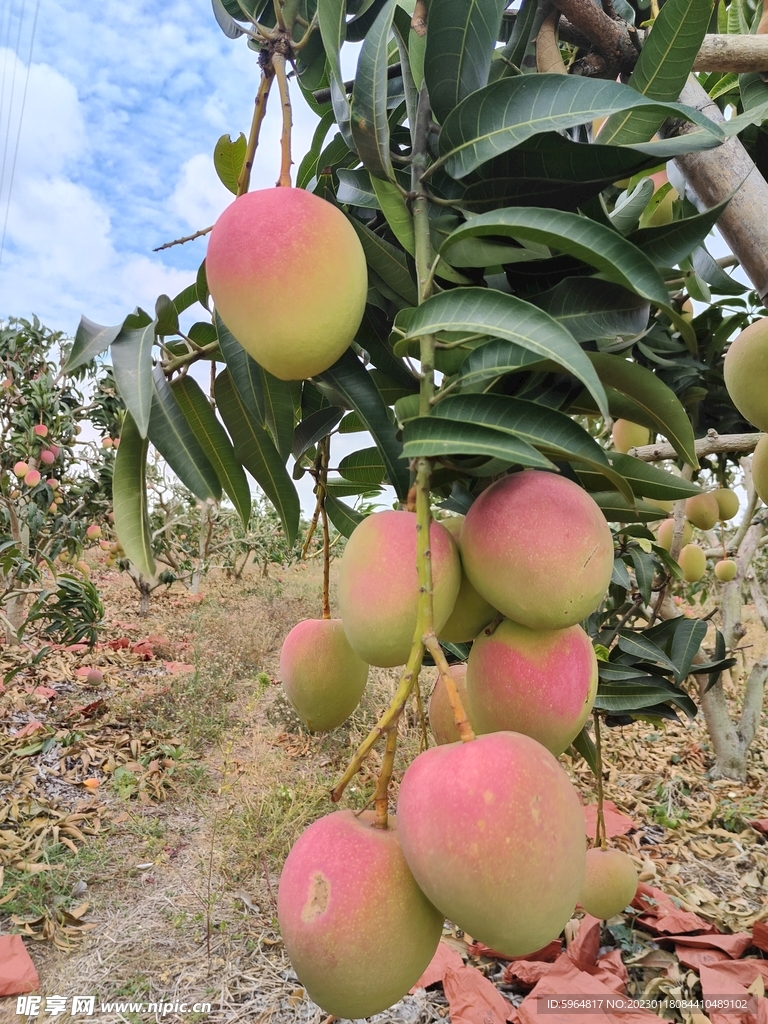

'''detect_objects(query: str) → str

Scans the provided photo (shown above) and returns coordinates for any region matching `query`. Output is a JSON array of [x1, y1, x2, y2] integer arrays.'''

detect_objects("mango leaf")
[[350, 217, 418, 304], [337, 168, 380, 207], [318, 0, 355, 151], [587, 352, 698, 467], [317, 349, 410, 500], [371, 176, 415, 253], [617, 629, 679, 675], [292, 406, 345, 460], [155, 294, 179, 337], [148, 367, 221, 502], [297, 110, 337, 190], [537, 278, 650, 343], [594, 679, 697, 716], [215, 312, 265, 425], [211, 0, 245, 37], [628, 546, 654, 604], [325, 493, 366, 537], [441, 209, 671, 312], [599, 0, 715, 145], [424, 0, 507, 125], [433, 394, 632, 497], [669, 616, 707, 682], [66, 316, 122, 373], [112, 413, 156, 580], [213, 132, 247, 194], [627, 198, 729, 269], [214, 370, 300, 543], [172, 282, 200, 316], [612, 556, 632, 589], [111, 320, 157, 438], [434, 74, 723, 180], [392, 288, 608, 417], [338, 446, 388, 484], [591, 491, 671, 523], [171, 375, 251, 525], [403, 417, 556, 467], [570, 725, 598, 775], [260, 367, 295, 462], [350, 0, 397, 179], [453, 338, 549, 388], [608, 453, 701, 500]]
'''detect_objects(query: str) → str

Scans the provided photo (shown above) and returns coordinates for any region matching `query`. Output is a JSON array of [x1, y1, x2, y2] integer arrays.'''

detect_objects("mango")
[[277, 810, 442, 1018], [460, 471, 614, 630], [466, 619, 597, 755], [713, 487, 739, 522], [656, 518, 692, 551], [280, 618, 368, 732], [397, 732, 586, 956], [437, 516, 496, 643], [428, 663, 471, 745], [611, 419, 650, 453], [752, 433, 768, 504], [678, 543, 706, 582], [338, 511, 461, 667], [206, 188, 368, 381], [714, 559, 737, 582], [579, 848, 638, 920], [684, 492, 719, 531], [724, 318, 768, 431]]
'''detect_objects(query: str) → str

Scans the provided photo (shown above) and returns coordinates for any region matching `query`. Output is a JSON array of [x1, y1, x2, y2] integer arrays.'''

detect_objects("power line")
[[0, 0, 41, 271]]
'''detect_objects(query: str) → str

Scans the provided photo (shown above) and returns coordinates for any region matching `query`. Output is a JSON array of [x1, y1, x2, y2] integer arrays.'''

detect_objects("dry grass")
[[1, 559, 766, 1023]]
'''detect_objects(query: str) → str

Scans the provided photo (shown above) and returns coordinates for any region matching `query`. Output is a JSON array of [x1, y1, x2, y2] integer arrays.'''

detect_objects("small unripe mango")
[[279, 619, 368, 732], [713, 487, 739, 521], [678, 543, 706, 582], [101, 437, 113, 449], [47, 477, 59, 490], [724, 319, 768, 431], [656, 518, 693, 551], [752, 433, 768, 505], [24, 469, 41, 487], [207, 188, 368, 381], [579, 848, 638, 920], [86, 524, 102, 540], [75, 561, 90, 576], [113, 437, 120, 448], [437, 516, 496, 643], [40, 449, 55, 465], [685, 492, 719, 531], [714, 559, 737, 582], [13, 461, 29, 479], [611, 419, 650, 453], [33, 424, 48, 438], [86, 668, 104, 685]]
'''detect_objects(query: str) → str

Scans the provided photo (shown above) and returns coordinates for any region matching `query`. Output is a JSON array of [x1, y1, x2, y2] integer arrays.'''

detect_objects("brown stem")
[[424, 637, 475, 742], [594, 712, 606, 850], [153, 225, 213, 252], [629, 430, 761, 463], [271, 51, 293, 188], [238, 70, 274, 197], [319, 435, 331, 619], [549, 0, 638, 77], [374, 726, 398, 829]]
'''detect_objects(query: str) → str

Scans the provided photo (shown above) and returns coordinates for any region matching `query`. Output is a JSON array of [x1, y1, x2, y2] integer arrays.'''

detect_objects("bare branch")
[[629, 430, 762, 463], [694, 33, 768, 73], [153, 225, 213, 252]]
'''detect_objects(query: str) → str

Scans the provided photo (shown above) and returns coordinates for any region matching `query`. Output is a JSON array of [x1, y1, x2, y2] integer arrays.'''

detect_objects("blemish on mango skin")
[[484, 790, 495, 804], [301, 872, 330, 922]]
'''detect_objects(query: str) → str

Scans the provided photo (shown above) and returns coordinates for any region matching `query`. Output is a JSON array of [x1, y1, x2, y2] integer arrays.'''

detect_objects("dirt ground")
[[0, 556, 766, 1023]]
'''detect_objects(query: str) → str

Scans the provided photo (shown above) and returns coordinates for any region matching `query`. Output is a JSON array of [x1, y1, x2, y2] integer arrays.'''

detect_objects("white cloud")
[[169, 153, 233, 232]]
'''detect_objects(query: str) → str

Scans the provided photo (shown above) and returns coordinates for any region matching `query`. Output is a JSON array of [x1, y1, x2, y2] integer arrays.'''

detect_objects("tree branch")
[[629, 430, 762, 463], [693, 33, 768, 72]]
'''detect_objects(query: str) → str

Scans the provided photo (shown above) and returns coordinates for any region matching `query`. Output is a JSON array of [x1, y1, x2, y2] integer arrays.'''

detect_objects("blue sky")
[[0, 0, 324, 333]]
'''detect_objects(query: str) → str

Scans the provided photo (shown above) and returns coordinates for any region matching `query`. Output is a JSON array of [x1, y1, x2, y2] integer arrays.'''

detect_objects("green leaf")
[[196, 259, 210, 310], [591, 491, 670, 523], [594, 679, 697, 716], [66, 316, 122, 373], [148, 367, 221, 502], [371, 176, 415, 254], [617, 629, 679, 675], [171, 375, 251, 525], [608, 453, 702, 500], [318, 0, 355, 151], [403, 417, 556, 467], [669, 616, 707, 682], [350, 216, 418, 303], [111, 320, 157, 438], [337, 168, 380, 207], [155, 294, 179, 337], [215, 312, 266, 424], [600, 0, 715, 145], [349, 0, 397, 179], [213, 133, 247, 194], [627, 198, 729, 268], [392, 288, 609, 417], [435, 74, 723, 180], [441, 208, 671, 312], [297, 110, 337, 189], [172, 282, 200, 316], [317, 350, 410, 500], [326, 476, 379, 497], [112, 412, 156, 580], [587, 352, 698, 467], [433, 394, 633, 499], [452, 337, 548, 387], [214, 369, 300, 543], [292, 406, 345, 460], [628, 546, 654, 604], [338, 446, 388, 484], [570, 724, 598, 775], [537, 279, 649, 343], [325, 493, 365, 537], [260, 367, 295, 462], [424, 0, 507, 125]]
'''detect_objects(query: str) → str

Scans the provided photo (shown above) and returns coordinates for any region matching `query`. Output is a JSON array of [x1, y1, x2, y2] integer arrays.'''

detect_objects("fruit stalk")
[[319, 435, 331, 619], [424, 636, 475, 742], [593, 711, 607, 851], [237, 69, 275, 196], [374, 725, 399, 828], [272, 51, 293, 188]]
